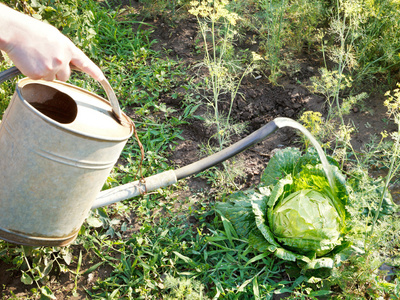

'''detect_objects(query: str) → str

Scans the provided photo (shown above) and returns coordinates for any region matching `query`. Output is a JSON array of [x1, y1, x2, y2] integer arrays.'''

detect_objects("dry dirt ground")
[[1, 2, 399, 299]]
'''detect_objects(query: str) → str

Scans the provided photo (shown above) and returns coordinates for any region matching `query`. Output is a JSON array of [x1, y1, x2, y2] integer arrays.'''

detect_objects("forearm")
[[0, 4, 18, 51], [0, 4, 35, 52]]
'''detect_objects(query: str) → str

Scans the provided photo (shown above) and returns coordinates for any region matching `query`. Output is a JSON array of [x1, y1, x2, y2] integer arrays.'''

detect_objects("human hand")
[[0, 4, 105, 82]]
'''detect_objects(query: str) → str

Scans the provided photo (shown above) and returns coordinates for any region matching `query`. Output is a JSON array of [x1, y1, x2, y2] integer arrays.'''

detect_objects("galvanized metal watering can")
[[0, 67, 279, 247]]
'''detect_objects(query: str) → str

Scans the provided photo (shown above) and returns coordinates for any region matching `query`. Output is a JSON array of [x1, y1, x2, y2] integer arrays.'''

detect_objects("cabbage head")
[[270, 189, 341, 256], [216, 147, 350, 272]]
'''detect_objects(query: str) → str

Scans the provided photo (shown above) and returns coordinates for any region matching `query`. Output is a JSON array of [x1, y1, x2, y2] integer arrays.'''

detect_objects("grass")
[[0, 0, 400, 299]]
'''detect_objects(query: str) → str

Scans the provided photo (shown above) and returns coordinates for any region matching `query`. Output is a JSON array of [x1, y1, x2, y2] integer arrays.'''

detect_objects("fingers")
[[42, 47, 105, 82], [55, 64, 71, 82], [7, 33, 102, 82], [70, 49, 105, 82], [38, 58, 69, 81], [29, 50, 102, 82]]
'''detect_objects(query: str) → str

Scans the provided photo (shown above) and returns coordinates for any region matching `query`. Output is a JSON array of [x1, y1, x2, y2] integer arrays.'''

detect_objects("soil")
[[1, 1, 399, 299]]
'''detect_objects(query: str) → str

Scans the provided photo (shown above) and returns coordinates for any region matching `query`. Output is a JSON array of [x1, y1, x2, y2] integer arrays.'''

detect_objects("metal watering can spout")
[[93, 119, 279, 209], [0, 67, 278, 247]]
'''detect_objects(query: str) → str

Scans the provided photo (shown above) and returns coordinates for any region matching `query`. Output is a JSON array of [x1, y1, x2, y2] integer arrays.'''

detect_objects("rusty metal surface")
[[0, 227, 79, 247]]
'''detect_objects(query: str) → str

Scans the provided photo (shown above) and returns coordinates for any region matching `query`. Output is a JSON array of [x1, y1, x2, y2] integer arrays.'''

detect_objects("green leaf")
[[216, 190, 264, 238], [303, 257, 334, 270], [173, 251, 198, 268], [248, 231, 276, 253], [252, 199, 280, 247], [43, 260, 54, 277], [274, 247, 298, 262], [61, 249, 72, 265], [84, 261, 104, 274], [76, 251, 82, 275], [40, 286, 56, 299], [297, 147, 339, 172], [86, 216, 103, 228], [267, 174, 293, 209], [244, 252, 270, 267], [218, 213, 238, 247], [237, 276, 253, 292], [21, 272, 33, 285], [253, 276, 260, 299], [261, 147, 301, 186]]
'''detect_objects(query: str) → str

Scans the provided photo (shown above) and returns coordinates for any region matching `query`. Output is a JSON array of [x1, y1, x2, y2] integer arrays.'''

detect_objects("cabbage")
[[270, 189, 341, 256], [216, 147, 351, 272]]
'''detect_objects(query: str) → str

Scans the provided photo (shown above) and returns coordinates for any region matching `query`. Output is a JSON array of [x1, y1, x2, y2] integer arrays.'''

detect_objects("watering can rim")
[[15, 78, 134, 142]]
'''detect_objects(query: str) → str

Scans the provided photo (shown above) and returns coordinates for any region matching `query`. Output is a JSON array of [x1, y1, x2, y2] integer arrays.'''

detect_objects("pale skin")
[[0, 3, 105, 82]]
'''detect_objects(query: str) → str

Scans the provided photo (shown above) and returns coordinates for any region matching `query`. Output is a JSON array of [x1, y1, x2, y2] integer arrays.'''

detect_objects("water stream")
[[274, 117, 335, 192]]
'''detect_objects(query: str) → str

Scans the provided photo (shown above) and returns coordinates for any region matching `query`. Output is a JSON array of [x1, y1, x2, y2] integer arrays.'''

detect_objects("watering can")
[[0, 67, 279, 247]]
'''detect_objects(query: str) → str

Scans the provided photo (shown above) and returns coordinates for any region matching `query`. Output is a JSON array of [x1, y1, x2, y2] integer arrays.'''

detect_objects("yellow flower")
[[322, 141, 331, 149], [188, 0, 240, 26], [252, 51, 263, 61]]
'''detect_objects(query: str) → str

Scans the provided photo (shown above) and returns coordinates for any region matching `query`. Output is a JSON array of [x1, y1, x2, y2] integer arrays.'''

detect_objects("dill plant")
[[311, 0, 359, 120], [309, 0, 364, 122], [328, 84, 400, 298], [318, 0, 400, 87], [188, 0, 256, 190], [308, 0, 375, 167], [285, 0, 326, 53], [249, 0, 326, 83], [299, 111, 326, 150], [257, 0, 289, 83], [298, 110, 356, 168], [369, 84, 400, 234], [341, 85, 400, 236], [346, 0, 400, 83], [189, 0, 252, 150]]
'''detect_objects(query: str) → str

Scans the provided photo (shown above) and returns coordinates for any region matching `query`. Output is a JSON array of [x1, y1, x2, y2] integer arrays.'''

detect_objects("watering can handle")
[[0, 66, 123, 121], [0, 66, 21, 84], [98, 77, 122, 121]]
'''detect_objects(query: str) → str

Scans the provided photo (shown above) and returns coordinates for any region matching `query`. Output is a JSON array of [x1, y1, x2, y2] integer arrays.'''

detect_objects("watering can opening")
[[21, 83, 78, 124], [15, 79, 133, 140]]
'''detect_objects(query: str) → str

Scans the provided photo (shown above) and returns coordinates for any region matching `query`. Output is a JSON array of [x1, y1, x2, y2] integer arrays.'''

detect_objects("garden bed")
[[1, 0, 399, 299]]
